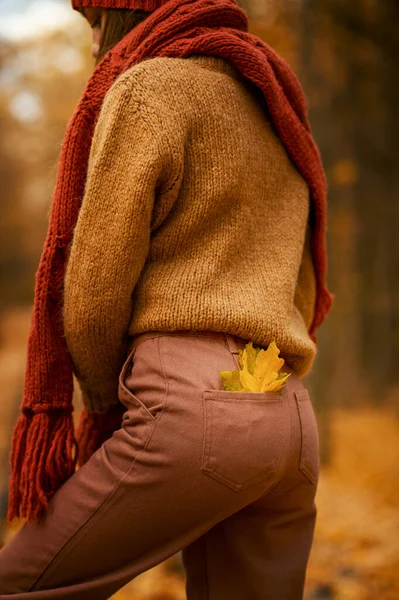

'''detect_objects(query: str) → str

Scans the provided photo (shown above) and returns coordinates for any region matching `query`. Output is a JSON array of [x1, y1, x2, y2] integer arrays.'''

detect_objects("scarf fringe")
[[7, 411, 77, 522], [7, 404, 125, 521]]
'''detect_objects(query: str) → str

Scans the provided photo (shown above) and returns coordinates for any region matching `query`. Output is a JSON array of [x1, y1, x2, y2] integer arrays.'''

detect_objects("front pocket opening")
[[118, 348, 157, 422]]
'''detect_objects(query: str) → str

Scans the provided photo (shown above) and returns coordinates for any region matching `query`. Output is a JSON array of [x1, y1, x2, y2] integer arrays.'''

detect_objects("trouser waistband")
[[128, 330, 295, 376], [129, 329, 247, 353]]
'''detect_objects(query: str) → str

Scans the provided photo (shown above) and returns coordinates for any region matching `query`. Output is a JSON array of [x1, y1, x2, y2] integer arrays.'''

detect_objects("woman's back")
[[63, 52, 317, 406]]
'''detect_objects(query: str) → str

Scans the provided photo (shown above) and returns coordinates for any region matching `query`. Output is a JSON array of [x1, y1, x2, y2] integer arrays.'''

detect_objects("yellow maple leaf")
[[219, 340, 290, 393]]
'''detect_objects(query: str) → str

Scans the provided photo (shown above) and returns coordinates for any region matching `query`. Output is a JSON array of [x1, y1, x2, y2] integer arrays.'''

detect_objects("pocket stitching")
[[200, 391, 283, 491], [295, 390, 319, 485], [203, 389, 284, 403]]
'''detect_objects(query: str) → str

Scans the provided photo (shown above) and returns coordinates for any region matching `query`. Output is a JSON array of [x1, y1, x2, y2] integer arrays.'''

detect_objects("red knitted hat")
[[72, 0, 169, 10]]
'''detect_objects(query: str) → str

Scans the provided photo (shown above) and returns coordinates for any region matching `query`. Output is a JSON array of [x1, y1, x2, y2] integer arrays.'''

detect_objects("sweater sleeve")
[[62, 76, 164, 413]]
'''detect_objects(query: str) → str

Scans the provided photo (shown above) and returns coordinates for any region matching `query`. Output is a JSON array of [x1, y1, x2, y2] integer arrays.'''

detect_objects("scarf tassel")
[[7, 411, 77, 522]]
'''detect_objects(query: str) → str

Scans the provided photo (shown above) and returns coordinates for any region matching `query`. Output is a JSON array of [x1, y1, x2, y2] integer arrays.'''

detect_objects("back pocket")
[[200, 389, 285, 491]]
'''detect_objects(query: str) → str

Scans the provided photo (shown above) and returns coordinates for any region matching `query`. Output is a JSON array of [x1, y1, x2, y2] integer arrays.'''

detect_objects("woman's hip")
[[118, 329, 314, 494]]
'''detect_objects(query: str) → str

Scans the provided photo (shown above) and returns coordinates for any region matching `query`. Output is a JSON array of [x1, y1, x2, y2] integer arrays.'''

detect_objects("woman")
[[0, 0, 333, 597]]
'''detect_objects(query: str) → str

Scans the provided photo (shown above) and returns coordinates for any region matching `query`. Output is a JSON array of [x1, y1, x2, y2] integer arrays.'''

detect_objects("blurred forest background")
[[0, 0, 398, 598]]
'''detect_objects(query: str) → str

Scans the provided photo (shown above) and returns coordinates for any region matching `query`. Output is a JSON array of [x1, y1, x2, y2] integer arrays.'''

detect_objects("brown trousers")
[[0, 330, 320, 599]]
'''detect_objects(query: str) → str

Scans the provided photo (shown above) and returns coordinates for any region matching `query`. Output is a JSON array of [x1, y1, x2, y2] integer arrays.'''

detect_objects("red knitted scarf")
[[8, 0, 333, 522]]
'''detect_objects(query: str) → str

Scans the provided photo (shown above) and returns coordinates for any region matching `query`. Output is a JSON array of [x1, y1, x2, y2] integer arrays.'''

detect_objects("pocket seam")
[[203, 389, 284, 403], [295, 390, 319, 485]]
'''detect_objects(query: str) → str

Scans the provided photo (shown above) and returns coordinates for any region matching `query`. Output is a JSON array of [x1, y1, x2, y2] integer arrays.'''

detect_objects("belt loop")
[[224, 332, 239, 356]]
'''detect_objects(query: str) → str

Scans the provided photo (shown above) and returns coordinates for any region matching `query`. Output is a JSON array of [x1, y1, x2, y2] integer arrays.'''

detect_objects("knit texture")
[[8, 0, 333, 523], [63, 53, 318, 420]]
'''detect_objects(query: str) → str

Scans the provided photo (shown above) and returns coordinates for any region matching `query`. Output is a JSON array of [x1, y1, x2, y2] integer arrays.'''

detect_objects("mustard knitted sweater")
[[62, 54, 317, 412]]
